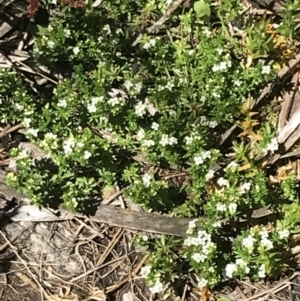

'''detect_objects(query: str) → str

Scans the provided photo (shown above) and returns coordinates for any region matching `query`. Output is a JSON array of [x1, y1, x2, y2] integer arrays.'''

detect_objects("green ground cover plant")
[[2, 0, 300, 297]]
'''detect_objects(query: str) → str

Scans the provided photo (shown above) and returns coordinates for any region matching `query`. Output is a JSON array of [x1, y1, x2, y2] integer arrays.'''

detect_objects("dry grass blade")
[[221, 53, 300, 144], [132, 0, 187, 46], [0, 230, 50, 300], [278, 72, 298, 133]]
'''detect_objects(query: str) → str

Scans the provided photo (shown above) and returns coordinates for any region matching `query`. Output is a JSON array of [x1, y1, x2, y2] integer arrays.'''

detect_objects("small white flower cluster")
[[136, 129, 145, 141], [27, 128, 39, 137], [242, 234, 256, 251], [259, 228, 273, 250], [58, 99, 67, 108], [258, 264, 266, 278], [83, 150, 92, 160], [73, 46, 80, 55], [186, 219, 197, 235], [149, 279, 164, 294], [225, 161, 238, 172], [17, 149, 29, 159], [142, 139, 155, 147], [184, 230, 216, 263], [151, 122, 159, 130], [199, 116, 218, 128], [87, 96, 103, 113], [263, 138, 279, 154], [142, 173, 152, 188], [278, 229, 289, 240], [159, 134, 178, 146], [217, 177, 230, 188], [194, 150, 211, 165], [212, 59, 232, 72], [135, 101, 147, 117], [143, 38, 156, 50], [63, 137, 75, 155], [225, 258, 250, 278], [185, 133, 201, 146], [123, 81, 143, 94], [107, 88, 127, 107], [140, 265, 151, 278], [197, 278, 208, 290], [262, 65, 271, 75], [216, 202, 237, 214], [239, 182, 251, 194], [205, 169, 215, 181]]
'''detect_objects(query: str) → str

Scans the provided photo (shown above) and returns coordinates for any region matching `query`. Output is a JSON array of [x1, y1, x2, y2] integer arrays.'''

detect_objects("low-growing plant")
[[2, 0, 300, 296]]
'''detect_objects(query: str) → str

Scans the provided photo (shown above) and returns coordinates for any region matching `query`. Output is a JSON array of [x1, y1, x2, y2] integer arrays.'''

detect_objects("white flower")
[[192, 253, 206, 263], [142, 139, 155, 147], [278, 229, 289, 240], [216, 48, 223, 55], [140, 265, 151, 278], [236, 259, 250, 274], [242, 235, 256, 251], [225, 263, 237, 278], [261, 238, 273, 250], [188, 219, 197, 228], [77, 142, 84, 148], [228, 203, 237, 214], [259, 228, 268, 237], [64, 29, 71, 37], [239, 182, 251, 194], [168, 137, 178, 145], [225, 161, 238, 171], [149, 279, 164, 294], [135, 101, 147, 117], [18, 149, 29, 159], [45, 133, 57, 140], [213, 220, 222, 228], [108, 97, 122, 107], [142, 173, 152, 187], [47, 41, 55, 49], [263, 138, 278, 154], [23, 118, 31, 127], [83, 150, 92, 160], [136, 129, 145, 141], [262, 65, 271, 75], [205, 169, 215, 181], [194, 150, 211, 165], [124, 80, 134, 90], [258, 264, 266, 278], [234, 80, 242, 87], [217, 177, 229, 187], [166, 0, 173, 5], [87, 103, 97, 113], [208, 121, 218, 128], [198, 278, 208, 289], [58, 99, 67, 108], [134, 82, 142, 93], [166, 81, 175, 91], [216, 202, 226, 212], [27, 128, 39, 137], [14, 103, 24, 111], [73, 46, 80, 55], [159, 135, 177, 146], [143, 38, 156, 50], [63, 137, 75, 155], [142, 235, 148, 241], [151, 122, 159, 130]]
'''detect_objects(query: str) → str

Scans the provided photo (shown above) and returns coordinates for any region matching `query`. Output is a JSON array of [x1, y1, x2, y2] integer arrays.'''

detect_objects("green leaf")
[[194, 1, 211, 18], [30, 24, 48, 38], [217, 298, 232, 301]]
